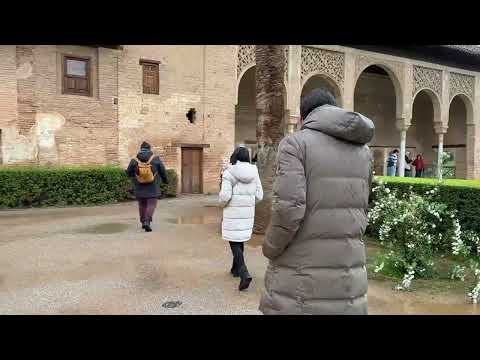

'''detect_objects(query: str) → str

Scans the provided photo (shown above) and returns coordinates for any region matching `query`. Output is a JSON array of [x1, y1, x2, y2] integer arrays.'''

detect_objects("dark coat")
[[126, 149, 168, 199], [259, 105, 374, 315]]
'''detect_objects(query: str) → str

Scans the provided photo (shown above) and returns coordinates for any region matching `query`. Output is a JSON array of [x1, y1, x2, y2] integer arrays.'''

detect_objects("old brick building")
[[1, 45, 480, 194]]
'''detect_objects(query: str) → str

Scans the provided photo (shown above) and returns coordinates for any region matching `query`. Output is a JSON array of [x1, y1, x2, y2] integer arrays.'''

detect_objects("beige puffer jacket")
[[259, 105, 374, 315]]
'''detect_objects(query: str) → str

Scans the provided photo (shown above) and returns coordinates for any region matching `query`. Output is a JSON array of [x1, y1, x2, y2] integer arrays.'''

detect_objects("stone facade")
[[1, 45, 480, 192]]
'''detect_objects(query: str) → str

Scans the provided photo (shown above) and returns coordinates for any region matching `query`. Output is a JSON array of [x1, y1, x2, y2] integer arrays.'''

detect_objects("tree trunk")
[[253, 45, 286, 234]]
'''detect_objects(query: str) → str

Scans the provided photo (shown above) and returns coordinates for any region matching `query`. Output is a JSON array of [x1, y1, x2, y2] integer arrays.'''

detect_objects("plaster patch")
[[16, 62, 33, 80], [35, 113, 65, 148]]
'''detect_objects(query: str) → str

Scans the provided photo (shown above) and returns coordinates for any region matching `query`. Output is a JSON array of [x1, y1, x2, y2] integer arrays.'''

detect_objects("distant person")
[[259, 88, 374, 315], [387, 149, 399, 176], [412, 154, 425, 178], [219, 147, 263, 291], [404, 151, 413, 177], [126, 141, 168, 232]]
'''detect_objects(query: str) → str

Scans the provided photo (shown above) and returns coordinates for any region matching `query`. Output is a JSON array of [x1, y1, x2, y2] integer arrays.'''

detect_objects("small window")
[[141, 61, 159, 95], [63, 56, 91, 96]]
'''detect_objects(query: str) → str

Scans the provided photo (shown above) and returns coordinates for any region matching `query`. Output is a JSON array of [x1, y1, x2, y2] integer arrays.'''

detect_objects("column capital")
[[434, 123, 448, 134], [395, 118, 411, 132]]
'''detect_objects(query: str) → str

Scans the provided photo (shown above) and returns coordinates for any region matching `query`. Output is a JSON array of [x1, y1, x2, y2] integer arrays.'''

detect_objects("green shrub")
[[0, 166, 177, 208], [160, 169, 177, 198], [371, 176, 480, 234], [369, 179, 480, 301]]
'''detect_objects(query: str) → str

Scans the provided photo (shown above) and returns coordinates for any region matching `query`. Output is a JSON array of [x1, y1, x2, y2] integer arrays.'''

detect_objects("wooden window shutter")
[[142, 62, 159, 94], [62, 56, 91, 96]]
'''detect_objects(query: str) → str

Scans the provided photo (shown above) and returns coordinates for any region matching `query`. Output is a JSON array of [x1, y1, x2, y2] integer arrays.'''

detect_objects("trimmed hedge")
[[371, 176, 480, 234], [0, 166, 177, 208]]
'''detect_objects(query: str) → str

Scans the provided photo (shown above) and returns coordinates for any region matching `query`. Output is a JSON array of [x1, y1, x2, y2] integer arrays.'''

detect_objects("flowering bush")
[[368, 179, 480, 303]]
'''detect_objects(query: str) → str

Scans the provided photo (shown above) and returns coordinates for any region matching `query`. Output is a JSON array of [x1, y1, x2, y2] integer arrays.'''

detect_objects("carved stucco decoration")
[[237, 45, 255, 78], [355, 55, 404, 90], [237, 45, 288, 81], [449, 72, 474, 101], [413, 65, 442, 99], [301, 46, 344, 90]]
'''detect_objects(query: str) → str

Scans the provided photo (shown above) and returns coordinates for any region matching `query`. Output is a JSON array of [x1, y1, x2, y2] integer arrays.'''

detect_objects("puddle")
[[76, 223, 130, 234], [369, 296, 480, 315], [166, 216, 219, 225]]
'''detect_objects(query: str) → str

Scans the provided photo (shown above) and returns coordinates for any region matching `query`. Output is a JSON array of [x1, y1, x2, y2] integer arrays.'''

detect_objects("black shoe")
[[239, 274, 252, 291], [142, 224, 146, 229], [144, 222, 152, 232]]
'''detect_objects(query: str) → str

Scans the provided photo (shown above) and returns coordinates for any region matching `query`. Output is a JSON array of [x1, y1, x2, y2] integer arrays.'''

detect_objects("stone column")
[[342, 51, 356, 112], [396, 118, 410, 177], [466, 123, 476, 179], [435, 124, 448, 181], [286, 45, 302, 135]]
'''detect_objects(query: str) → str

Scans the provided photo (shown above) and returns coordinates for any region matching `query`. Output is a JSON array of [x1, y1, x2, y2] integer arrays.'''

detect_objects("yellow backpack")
[[135, 155, 156, 184]]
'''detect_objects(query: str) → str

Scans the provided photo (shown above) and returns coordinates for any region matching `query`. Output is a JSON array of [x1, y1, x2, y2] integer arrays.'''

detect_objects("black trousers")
[[229, 241, 250, 277]]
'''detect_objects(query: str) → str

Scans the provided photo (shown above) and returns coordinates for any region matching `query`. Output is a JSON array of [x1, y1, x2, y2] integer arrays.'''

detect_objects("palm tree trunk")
[[253, 45, 286, 234]]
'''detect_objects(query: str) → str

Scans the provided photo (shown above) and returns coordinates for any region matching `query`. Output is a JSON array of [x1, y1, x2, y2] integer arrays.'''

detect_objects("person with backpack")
[[126, 141, 168, 232], [219, 147, 263, 291], [387, 149, 399, 176]]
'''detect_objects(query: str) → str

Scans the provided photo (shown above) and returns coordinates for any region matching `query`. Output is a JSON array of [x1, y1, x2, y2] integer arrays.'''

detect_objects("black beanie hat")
[[140, 141, 151, 150]]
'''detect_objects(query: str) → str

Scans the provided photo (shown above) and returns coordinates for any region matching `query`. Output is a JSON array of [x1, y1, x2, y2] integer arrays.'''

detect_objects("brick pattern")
[[118, 45, 236, 193]]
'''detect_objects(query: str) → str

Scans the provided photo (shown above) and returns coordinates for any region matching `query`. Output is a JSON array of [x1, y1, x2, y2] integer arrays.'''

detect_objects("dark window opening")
[[186, 108, 196, 124], [62, 56, 91, 96], [141, 61, 159, 95]]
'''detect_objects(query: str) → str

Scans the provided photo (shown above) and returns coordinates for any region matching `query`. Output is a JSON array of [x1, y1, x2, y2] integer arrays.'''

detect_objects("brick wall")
[[1, 45, 120, 166], [1, 45, 238, 193], [118, 45, 236, 193]]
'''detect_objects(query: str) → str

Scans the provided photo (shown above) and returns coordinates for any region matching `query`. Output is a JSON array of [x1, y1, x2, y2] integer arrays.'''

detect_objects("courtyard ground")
[[0, 195, 478, 315]]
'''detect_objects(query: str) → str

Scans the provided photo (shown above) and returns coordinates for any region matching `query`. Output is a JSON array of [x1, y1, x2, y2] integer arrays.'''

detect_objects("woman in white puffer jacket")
[[219, 147, 263, 291]]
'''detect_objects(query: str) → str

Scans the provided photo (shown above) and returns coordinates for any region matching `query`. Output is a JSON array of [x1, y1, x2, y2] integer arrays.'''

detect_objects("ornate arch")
[[237, 45, 288, 79], [449, 72, 475, 103], [449, 93, 474, 126], [354, 55, 404, 119], [236, 45, 289, 105], [301, 72, 343, 106], [237, 45, 255, 79], [412, 88, 443, 126], [412, 65, 442, 101], [301, 46, 344, 92]]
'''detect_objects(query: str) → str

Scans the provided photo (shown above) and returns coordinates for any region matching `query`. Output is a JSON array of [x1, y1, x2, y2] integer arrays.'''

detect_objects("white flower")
[[374, 262, 385, 273]]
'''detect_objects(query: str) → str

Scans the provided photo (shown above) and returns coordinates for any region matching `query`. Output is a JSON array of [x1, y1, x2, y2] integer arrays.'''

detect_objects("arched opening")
[[235, 66, 257, 158], [301, 74, 342, 107], [446, 95, 470, 179], [235, 66, 288, 159], [354, 65, 399, 176], [409, 90, 438, 178]]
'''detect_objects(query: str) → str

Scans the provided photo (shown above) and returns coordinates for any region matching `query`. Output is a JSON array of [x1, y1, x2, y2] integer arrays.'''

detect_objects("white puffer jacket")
[[219, 161, 263, 242]]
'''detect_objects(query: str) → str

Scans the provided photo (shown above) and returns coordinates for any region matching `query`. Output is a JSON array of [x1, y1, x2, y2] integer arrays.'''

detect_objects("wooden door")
[[182, 148, 203, 194]]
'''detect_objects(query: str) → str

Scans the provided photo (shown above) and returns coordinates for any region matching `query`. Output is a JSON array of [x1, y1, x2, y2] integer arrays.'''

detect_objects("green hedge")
[[0, 166, 177, 208], [160, 170, 177, 198], [371, 176, 480, 234]]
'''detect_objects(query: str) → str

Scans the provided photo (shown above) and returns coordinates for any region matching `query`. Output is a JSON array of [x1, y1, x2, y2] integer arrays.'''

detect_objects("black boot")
[[239, 272, 252, 291], [143, 222, 152, 232]]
